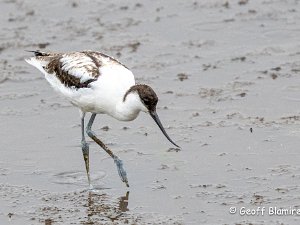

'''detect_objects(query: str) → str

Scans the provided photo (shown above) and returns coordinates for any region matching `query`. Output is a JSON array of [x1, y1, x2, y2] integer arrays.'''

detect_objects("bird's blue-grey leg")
[[86, 113, 129, 187], [81, 113, 92, 188]]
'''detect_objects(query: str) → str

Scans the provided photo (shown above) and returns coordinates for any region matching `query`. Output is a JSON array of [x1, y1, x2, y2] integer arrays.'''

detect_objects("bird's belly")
[[70, 100, 102, 113], [70, 93, 111, 114]]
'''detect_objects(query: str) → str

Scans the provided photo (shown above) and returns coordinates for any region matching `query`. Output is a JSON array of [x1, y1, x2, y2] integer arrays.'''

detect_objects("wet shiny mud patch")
[[0, 184, 183, 225]]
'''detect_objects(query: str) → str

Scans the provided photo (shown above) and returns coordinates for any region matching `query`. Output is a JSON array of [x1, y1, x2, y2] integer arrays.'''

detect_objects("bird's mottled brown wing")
[[45, 51, 101, 89], [29, 50, 128, 89]]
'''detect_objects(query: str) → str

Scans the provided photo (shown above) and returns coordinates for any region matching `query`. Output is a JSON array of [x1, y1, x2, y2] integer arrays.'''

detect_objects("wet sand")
[[1, 0, 300, 224]]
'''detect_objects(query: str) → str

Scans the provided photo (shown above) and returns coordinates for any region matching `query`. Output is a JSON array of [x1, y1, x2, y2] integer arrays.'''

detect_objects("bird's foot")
[[81, 141, 91, 186], [114, 156, 129, 187], [88, 183, 94, 190]]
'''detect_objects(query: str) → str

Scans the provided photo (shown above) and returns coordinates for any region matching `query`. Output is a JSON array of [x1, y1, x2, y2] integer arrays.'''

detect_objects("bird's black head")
[[124, 84, 158, 112], [136, 84, 158, 112], [123, 84, 180, 148]]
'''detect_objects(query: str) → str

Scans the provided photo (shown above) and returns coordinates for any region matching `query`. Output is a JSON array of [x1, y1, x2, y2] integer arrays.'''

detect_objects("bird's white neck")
[[114, 92, 146, 121]]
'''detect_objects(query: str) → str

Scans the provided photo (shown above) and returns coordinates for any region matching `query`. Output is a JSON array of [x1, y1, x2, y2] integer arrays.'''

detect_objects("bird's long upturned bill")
[[150, 111, 180, 148]]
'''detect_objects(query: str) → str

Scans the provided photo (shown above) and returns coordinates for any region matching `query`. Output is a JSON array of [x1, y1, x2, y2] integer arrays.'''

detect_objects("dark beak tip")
[[174, 145, 181, 149]]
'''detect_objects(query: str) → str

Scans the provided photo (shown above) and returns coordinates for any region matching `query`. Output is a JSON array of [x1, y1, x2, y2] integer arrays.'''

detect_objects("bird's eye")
[[143, 98, 150, 104]]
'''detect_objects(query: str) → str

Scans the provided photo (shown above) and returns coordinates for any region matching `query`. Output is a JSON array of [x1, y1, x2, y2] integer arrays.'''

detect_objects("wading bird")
[[25, 50, 179, 187]]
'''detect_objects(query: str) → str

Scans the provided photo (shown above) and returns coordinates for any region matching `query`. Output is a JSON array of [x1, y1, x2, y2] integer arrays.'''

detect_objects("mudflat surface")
[[1, 0, 300, 224]]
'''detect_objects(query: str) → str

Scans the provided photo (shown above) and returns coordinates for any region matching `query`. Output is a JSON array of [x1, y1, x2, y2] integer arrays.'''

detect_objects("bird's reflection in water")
[[84, 191, 129, 224], [118, 191, 129, 212]]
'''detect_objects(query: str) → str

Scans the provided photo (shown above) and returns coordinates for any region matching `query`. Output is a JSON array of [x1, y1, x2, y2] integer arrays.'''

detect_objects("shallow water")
[[1, 0, 300, 224]]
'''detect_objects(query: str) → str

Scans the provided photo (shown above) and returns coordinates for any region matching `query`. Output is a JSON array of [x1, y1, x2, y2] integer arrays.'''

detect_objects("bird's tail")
[[25, 50, 49, 73], [25, 50, 50, 57]]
